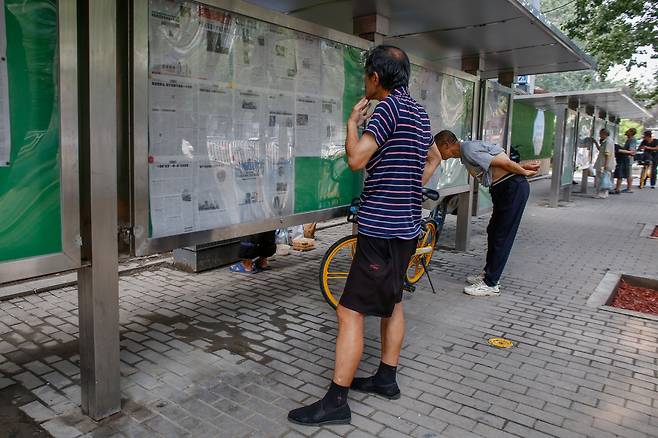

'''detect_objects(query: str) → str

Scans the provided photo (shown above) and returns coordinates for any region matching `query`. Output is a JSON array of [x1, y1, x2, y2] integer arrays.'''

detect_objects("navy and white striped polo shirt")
[[358, 86, 432, 239]]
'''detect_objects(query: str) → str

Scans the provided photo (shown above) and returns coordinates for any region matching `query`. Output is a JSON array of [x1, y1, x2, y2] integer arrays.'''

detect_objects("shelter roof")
[[515, 89, 652, 121], [245, 0, 596, 78]]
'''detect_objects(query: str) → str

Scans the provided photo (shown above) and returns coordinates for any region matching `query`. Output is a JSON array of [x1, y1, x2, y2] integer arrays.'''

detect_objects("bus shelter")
[[515, 89, 651, 207], [0, 0, 594, 420]]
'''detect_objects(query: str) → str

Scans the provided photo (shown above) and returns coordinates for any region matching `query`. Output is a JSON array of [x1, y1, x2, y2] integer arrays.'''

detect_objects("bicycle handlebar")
[[346, 188, 440, 224], [422, 187, 440, 201]]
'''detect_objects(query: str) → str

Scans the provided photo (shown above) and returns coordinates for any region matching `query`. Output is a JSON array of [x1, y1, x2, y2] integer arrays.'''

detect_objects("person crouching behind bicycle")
[[287, 45, 442, 427], [434, 130, 539, 297]]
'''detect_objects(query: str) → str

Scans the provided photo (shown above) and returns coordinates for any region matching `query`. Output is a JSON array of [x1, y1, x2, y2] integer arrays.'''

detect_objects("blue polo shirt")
[[358, 87, 432, 239]]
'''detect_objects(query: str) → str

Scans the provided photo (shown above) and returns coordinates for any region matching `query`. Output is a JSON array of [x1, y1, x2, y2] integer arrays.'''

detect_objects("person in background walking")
[[639, 130, 658, 189], [433, 130, 539, 297], [612, 128, 637, 194], [593, 128, 616, 199]]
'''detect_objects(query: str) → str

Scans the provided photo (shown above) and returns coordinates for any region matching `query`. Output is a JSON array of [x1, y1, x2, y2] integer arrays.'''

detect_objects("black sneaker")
[[287, 399, 351, 426], [350, 376, 401, 400]]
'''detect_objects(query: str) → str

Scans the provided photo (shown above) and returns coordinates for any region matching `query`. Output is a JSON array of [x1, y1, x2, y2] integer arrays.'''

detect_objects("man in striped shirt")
[[289, 45, 442, 426]]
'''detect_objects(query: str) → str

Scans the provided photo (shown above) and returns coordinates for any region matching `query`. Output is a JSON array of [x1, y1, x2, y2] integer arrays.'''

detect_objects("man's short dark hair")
[[364, 45, 410, 90], [434, 130, 458, 147], [600, 128, 610, 136], [643, 130, 652, 137]]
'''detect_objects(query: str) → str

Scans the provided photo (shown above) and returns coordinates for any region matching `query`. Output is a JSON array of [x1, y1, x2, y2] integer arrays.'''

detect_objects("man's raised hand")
[[348, 97, 370, 126]]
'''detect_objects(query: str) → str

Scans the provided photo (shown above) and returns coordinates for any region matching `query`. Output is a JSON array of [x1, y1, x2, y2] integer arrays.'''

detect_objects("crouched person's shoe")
[[287, 399, 351, 426], [350, 376, 401, 400]]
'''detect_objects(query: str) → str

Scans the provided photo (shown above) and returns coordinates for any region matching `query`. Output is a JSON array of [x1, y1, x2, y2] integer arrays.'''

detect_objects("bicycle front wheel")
[[319, 235, 357, 309], [406, 221, 437, 285]]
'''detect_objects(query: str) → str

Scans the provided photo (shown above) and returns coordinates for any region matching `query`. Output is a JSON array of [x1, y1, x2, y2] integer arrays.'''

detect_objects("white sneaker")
[[466, 273, 484, 284], [464, 280, 500, 297], [466, 273, 500, 287]]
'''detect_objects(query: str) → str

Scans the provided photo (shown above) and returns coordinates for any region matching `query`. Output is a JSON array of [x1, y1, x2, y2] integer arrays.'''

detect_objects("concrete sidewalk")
[[1, 179, 657, 438]]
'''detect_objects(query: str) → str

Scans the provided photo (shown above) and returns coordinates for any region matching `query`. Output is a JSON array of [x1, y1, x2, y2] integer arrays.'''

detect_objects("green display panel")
[[294, 156, 362, 212], [510, 101, 556, 160], [0, 0, 61, 262], [294, 45, 364, 213]]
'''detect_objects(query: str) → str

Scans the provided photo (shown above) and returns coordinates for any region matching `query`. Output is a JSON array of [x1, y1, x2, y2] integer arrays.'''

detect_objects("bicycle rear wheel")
[[405, 220, 437, 285], [319, 235, 357, 309]]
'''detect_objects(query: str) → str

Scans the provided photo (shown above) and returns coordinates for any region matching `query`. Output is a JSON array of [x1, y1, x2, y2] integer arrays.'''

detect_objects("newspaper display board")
[[561, 109, 578, 186], [478, 81, 511, 212], [575, 113, 594, 170], [147, 0, 364, 238], [0, 0, 10, 167], [591, 117, 607, 168], [409, 64, 474, 192]]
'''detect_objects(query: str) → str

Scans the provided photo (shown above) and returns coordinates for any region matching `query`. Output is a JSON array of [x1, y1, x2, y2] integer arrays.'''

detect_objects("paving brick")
[[143, 414, 189, 438], [4, 180, 658, 438], [13, 371, 43, 390], [41, 418, 83, 438], [19, 400, 57, 422]]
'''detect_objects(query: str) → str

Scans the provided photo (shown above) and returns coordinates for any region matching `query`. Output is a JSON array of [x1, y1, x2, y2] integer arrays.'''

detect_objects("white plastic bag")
[[290, 225, 304, 242]]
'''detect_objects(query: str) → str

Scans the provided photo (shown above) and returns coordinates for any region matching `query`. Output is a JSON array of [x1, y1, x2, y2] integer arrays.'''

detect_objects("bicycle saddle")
[[422, 187, 439, 201]]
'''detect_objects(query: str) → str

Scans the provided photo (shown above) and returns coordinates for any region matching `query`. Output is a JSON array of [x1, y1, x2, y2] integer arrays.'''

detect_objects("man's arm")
[[345, 98, 380, 171], [490, 153, 538, 177], [422, 142, 442, 185]]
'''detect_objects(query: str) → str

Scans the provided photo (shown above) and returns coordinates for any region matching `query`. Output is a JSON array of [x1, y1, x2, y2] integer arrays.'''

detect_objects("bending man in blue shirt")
[[288, 45, 442, 426], [434, 130, 539, 297]]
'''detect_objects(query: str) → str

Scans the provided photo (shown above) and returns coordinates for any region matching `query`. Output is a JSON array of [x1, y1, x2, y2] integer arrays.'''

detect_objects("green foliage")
[[618, 119, 645, 143], [562, 0, 658, 107], [536, 0, 658, 108], [535, 70, 619, 93], [564, 0, 657, 75]]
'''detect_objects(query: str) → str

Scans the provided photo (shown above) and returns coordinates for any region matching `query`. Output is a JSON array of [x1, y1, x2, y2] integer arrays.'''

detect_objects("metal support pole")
[[454, 189, 473, 251], [562, 185, 572, 202], [77, 0, 121, 420], [453, 65, 481, 251], [581, 105, 595, 194], [550, 106, 566, 207]]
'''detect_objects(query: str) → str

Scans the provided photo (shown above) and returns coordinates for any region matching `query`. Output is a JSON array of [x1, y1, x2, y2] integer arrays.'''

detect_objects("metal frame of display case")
[[131, 0, 373, 256], [406, 55, 479, 250], [472, 80, 514, 216], [0, 1, 81, 284]]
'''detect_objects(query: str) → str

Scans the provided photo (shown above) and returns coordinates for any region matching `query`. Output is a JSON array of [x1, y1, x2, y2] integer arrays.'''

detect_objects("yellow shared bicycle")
[[319, 187, 446, 309]]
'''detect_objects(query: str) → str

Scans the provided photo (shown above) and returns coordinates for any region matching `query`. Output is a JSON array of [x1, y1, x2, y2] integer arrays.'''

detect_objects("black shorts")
[[238, 231, 276, 260], [614, 158, 631, 179], [339, 234, 417, 317]]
